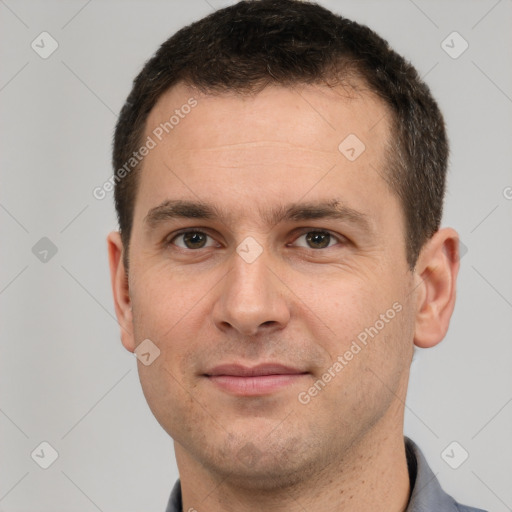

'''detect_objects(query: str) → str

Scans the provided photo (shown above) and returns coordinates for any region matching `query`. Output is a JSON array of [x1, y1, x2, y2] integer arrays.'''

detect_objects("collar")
[[165, 437, 485, 512]]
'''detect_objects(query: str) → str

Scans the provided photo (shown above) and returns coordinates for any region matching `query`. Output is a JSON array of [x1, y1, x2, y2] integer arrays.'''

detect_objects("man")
[[107, 1, 486, 510]]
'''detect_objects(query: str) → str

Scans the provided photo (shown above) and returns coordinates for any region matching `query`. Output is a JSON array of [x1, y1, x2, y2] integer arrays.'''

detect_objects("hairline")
[[121, 78, 410, 271]]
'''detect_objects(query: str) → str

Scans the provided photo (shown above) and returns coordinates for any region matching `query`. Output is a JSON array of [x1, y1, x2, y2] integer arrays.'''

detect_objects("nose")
[[212, 245, 291, 337]]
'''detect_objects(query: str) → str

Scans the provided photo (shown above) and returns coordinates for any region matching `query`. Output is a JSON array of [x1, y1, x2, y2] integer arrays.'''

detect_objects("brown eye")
[[171, 231, 214, 249], [292, 230, 340, 249], [305, 231, 332, 249]]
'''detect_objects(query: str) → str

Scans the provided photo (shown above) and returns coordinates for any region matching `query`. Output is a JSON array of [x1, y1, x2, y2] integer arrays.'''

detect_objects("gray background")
[[1, 0, 511, 510]]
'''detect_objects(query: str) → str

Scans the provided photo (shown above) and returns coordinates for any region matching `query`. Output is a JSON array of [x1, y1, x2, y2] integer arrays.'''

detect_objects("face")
[[114, 82, 421, 487]]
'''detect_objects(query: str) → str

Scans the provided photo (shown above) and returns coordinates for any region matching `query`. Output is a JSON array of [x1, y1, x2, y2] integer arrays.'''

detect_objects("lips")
[[204, 364, 309, 396], [206, 363, 306, 377]]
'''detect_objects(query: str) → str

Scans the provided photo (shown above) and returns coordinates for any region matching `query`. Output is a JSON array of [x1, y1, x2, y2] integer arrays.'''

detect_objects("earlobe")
[[413, 228, 460, 349], [107, 231, 136, 353]]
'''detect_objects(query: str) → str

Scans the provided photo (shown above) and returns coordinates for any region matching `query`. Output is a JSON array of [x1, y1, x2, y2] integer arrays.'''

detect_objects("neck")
[[175, 422, 410, 512]]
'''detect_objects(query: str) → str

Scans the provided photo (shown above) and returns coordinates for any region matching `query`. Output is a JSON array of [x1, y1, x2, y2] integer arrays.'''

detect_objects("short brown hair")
[[113, 0, 448, 270]]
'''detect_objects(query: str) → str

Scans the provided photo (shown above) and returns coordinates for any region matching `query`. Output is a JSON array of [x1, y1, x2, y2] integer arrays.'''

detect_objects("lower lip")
[[206, 374, 307, 396]]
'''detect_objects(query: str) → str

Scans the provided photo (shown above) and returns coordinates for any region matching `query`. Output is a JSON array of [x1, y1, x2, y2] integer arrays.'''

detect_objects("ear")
[[413, 227, 460, 349], [107, 231, 135, 353]]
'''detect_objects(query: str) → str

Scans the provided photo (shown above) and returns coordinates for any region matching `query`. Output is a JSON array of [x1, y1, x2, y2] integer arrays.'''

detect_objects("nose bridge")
[[213, 240, 290, 335], [231, 248, 270, 302]]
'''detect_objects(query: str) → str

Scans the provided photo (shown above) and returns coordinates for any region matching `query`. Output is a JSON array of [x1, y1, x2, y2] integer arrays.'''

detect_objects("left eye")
[[291, 231, 341, 249], [170, 231, 217, 250]]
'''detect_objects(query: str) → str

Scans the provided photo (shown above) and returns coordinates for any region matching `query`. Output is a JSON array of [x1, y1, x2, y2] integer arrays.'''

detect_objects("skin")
[[108, 82, 460, 511]]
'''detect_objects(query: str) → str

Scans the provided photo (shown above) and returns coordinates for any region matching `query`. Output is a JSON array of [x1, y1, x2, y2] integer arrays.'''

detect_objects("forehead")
[[145, 81, 391, 155], [133, 81, 399, 236]]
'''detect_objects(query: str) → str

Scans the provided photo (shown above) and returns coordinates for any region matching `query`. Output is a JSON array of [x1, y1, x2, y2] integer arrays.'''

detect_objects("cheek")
[[292, 273, 389, 343], [302, 272, 413, 381], [130, 263, 210, 338], [129, 275, 203, 432], [305, 298, 413, 430], [128, 279, 198, 406], [136, 357, 203, 443]]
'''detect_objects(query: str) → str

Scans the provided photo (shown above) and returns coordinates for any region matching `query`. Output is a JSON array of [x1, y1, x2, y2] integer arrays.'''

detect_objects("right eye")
[[168, 230, 217, 250]]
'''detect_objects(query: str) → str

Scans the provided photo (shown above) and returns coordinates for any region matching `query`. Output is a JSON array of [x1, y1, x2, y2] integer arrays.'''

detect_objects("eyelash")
[[166, 229, 346, 251]]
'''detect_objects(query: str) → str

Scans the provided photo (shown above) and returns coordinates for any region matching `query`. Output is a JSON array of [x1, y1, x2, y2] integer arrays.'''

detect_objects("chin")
[[200, 432, 316, 491], [215, 458, 308, 492]]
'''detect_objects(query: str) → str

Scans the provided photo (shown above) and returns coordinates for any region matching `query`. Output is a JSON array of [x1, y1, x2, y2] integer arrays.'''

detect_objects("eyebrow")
[[144, 198, 373, 234]]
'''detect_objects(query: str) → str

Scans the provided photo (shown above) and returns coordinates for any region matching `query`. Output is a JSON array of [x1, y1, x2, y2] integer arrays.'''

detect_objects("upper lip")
[[205, 363, 307, 377]]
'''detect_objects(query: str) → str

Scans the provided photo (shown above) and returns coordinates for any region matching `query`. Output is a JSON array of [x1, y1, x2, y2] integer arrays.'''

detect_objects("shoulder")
[[450, 497, 487, 512], [405, 437, 488, 512]]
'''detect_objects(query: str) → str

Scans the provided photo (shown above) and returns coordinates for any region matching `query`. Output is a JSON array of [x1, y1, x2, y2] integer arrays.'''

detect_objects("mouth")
[[204, 363, 309, 396]]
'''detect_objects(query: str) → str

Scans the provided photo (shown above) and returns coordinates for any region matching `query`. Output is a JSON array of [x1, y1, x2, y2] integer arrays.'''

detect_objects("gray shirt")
[[165, 438, 486, 512]]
